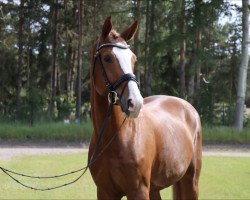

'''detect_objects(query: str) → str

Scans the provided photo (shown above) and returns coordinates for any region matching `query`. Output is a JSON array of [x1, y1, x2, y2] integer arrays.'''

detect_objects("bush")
[[203, 125, 250, 144], [0, 120, 93, 142]]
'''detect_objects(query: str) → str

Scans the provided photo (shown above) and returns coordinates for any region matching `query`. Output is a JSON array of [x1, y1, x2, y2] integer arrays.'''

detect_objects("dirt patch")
[[0, 140, 87, 160], [203, 143, 250, 157]]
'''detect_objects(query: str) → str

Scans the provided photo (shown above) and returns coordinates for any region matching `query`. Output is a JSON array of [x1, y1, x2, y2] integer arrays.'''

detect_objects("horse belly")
[[151, 159, 188, 188], [150, 132, 194, 188]]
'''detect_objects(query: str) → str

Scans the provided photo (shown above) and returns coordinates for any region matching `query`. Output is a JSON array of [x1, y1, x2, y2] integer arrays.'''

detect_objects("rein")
[[0, 42, 138, 191], [0, 102, 126, 191]]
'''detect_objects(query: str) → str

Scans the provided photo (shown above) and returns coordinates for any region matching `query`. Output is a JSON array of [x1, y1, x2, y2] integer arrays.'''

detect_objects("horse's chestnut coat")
[[89, 16, 202, 200]]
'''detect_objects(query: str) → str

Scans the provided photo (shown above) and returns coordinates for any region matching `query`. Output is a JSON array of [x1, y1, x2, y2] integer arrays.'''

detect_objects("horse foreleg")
[[97, 187, 122, 200], [126, 185, 150, 200], [149, 190, 162, 200]]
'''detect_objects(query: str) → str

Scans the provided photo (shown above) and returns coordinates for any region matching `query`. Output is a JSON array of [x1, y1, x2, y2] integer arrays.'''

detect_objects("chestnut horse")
[[89, 16, 202, 200]]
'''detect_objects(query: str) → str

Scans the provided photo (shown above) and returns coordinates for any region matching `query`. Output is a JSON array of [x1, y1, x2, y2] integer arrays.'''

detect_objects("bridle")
[[89, 41, 140, 165], [92, 42, 139, 105], [88, 42, 140, 172]]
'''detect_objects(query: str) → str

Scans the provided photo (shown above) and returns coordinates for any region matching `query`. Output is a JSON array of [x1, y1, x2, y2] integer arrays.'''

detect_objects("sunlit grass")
[[0, 153, 96, 199], [199, 157, 250, 199], [0, 153, 250, 199]]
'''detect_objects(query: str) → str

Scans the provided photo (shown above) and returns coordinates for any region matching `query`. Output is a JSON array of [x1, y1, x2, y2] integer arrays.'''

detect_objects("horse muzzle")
[[121, 81, 143, 119]]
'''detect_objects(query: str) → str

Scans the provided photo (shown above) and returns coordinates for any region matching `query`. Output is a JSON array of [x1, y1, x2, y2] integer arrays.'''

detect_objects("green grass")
[[203, 126, 250, 144], [0, 120, 250, 144], [0, 154, 250, 199], [0, 120, 93, 141], [0, 153, 96, 199], [199, 157, 250, 199]]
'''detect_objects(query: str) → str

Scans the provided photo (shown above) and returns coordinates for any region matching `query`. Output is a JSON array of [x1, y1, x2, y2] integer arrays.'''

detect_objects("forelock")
[[109, 30, 125, 43]]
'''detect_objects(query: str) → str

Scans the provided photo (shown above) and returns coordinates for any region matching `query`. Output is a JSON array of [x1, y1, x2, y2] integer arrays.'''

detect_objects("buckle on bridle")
[[108, 91, 119, 105]]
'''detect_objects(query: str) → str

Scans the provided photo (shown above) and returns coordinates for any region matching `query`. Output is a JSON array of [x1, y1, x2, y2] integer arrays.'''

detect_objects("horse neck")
[[91, 87, 125, 140], [90, 45, 125, 140]]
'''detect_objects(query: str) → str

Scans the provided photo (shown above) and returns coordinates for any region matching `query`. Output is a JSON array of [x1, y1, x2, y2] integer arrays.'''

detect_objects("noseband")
[[92, 43, 138, 104]]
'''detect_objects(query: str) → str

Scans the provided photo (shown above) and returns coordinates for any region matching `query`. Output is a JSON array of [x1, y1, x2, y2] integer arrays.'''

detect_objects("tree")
[[179, 0, 187, 98], [187, 0, 202, 106], [133, 0, 141, 84], [143, 0, 150, 96], [75, 0, 84, 121], [48, 0, 59, 117], [0, 0, 248, 125], [144, 0, 156, 96], [16, 0, 24, 119], [234, 0, 249, 131]]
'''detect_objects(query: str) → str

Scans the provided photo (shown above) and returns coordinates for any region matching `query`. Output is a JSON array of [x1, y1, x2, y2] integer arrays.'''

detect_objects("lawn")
[[0, 153, 250, 199]]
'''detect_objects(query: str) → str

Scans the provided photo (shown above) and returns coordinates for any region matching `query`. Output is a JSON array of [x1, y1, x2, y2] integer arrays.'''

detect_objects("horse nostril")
[[127, 99, 134, 109]]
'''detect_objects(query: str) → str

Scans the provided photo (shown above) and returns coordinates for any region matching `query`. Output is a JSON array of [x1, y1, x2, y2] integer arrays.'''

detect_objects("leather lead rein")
[[0, 42, 136, 191], [0, 102, 126, 191]]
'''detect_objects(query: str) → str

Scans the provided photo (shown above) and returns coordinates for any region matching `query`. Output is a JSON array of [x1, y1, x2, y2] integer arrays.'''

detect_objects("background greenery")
[[1, 121, 250, 144], [0, 120, 92, 141], [0, 153, 249, 199], [0, 0, 249, 127]]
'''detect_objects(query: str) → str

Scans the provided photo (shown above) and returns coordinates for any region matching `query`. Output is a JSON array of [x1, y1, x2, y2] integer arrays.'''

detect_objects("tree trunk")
[[144, 0, 150, 96], [188, 44, 198, 106], [144, 0, 155, 96], [75, 0, 84, 121], [70, 50, 76, 94], [92, 0, 97, 41], [66, 43, 72, 98], [188, 73, 195, 105], [16, 0, 24, 119], [133, 0, 141, 84], [147, 0, 156, 96], [179, 0, 186, 99], [48, 0, 59, 117], [188, 0, 202, 106], [194, 30, 202, 109], [234, 0, 249, 131]]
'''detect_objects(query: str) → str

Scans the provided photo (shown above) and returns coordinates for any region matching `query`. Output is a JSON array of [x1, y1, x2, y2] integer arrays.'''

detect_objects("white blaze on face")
[[113, 43, 143, 118]]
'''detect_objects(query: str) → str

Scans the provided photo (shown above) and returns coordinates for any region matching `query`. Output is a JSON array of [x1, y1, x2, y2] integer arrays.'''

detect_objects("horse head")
[[91, 16, 143, 118]]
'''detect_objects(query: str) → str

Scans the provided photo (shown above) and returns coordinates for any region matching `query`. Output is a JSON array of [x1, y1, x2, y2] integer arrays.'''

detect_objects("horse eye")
[[103, 55, 112, 63]]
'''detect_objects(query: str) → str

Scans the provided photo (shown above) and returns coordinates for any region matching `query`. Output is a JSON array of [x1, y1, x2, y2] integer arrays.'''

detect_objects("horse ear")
[[120, 20, 139, 42], [101, 16, 112, 39]]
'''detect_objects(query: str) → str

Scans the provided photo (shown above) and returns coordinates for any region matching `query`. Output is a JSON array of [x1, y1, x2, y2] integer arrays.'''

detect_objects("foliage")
[[203, 125, 250, 144], [0, 120, 250, 145], [0, 0, 249, 126], [19, 88, 47, 123], [0, 120, 93, 141]]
